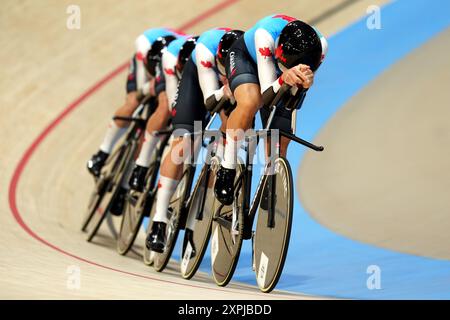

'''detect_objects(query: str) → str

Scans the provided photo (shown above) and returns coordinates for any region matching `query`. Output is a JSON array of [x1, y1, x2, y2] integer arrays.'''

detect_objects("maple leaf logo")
[[201, 60, 213, 68], [136, 52, 145, 62], [273, 14, 296, 22], [164, 68, 175, 75], [259, 47, 272, 58], [275, 45, 286, 63]]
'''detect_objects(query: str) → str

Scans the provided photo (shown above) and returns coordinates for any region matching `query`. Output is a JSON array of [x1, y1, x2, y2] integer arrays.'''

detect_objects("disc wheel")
[[254, 157, 293, 293], [116, 161, 157, 255], [180, 162, 217, 279], [211, 163, 245, 287]]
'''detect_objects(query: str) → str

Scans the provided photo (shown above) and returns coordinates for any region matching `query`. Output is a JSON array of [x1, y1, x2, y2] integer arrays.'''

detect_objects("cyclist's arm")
[[195, 43, 226, 111], [135, 34, 152, 93], [161, 50, 178, 110], [255, 29, 312, 107], [254, 28, 288, 105]]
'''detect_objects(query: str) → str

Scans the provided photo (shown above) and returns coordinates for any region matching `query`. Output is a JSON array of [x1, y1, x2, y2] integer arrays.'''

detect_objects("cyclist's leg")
[[147, 58, 207, 250], [102, 55, 141, 151], [87, 55, 140, 177], [214, 37, 260, 205], [129, 90, 171, 191], [136, 76, 171, 166], [222, 83, 261, 168], [153, 136, 192, 221]]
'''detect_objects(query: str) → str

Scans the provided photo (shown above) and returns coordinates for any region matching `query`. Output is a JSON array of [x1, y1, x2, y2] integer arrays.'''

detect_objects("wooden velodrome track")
[[1, 0, 388, 299]]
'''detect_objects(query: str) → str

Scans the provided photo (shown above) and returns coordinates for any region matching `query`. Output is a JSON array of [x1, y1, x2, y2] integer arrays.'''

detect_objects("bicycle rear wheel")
[[116, 160, 157, 255], [81, 146, 124, 232], [86, 142, 136, 242], [211, 163, 245, 287], [81, 175, 109, 232], [180, 163, 216, 279], [254, 157, 293, 293]]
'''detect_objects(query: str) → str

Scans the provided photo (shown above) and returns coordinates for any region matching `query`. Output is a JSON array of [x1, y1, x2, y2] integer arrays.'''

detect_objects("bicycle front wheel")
[[254, 156, 293, 293], [180, 163, 216, 279]]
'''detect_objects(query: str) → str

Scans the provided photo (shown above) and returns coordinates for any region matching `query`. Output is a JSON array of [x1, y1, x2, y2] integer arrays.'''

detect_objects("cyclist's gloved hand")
[[282, 64, 313, 89], [299, 65, 314, 89]]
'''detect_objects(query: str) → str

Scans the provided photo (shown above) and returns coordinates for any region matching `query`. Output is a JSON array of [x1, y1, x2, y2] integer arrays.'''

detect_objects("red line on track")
[[6, 0, 285, 298]]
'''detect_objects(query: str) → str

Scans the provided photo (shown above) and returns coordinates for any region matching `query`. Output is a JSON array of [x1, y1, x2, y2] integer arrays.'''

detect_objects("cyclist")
[[86, 27, 184, 178], [145, 28, 244, 253], [128, 36, 197, 191], [213, 14, 328, 205]]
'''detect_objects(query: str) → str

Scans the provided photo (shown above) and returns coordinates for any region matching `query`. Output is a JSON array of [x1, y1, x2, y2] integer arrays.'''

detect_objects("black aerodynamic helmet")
[[216, 29, 244, 75], [145, 35, 177, 75], [275, 20, 323, 71], [175, 36, 199, 79]]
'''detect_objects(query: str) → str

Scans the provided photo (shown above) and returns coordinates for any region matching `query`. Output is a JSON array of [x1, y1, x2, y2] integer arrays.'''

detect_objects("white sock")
[[153, 176, 179, 224], [221, 132, 243, 170], [135, 131, 160, 167], [215, 134, 225, 161], [99, 120, 128, 154]]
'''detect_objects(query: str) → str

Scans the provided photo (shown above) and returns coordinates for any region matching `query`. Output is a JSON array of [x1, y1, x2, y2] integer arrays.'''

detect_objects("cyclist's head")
[[276, 20, 325, 72], [145, 35, 177, 76], [216, 29, 244, 76], [175, 36, 198, 79]]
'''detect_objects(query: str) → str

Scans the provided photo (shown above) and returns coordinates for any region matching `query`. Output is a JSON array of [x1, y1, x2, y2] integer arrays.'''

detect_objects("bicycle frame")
[[157, 111, 222, 229], [213, 84, 324, 238]]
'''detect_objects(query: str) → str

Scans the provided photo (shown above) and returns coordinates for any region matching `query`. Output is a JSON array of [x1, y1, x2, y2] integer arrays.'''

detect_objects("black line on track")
[[309, 0, 362, 25]]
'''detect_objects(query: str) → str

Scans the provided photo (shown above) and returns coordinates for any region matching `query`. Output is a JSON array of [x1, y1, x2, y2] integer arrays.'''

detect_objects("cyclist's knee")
[[170, 136, 192, 163], [234, 84, 262, 119], [126, 92, 139, 108], [146, 103, 170, 132]]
